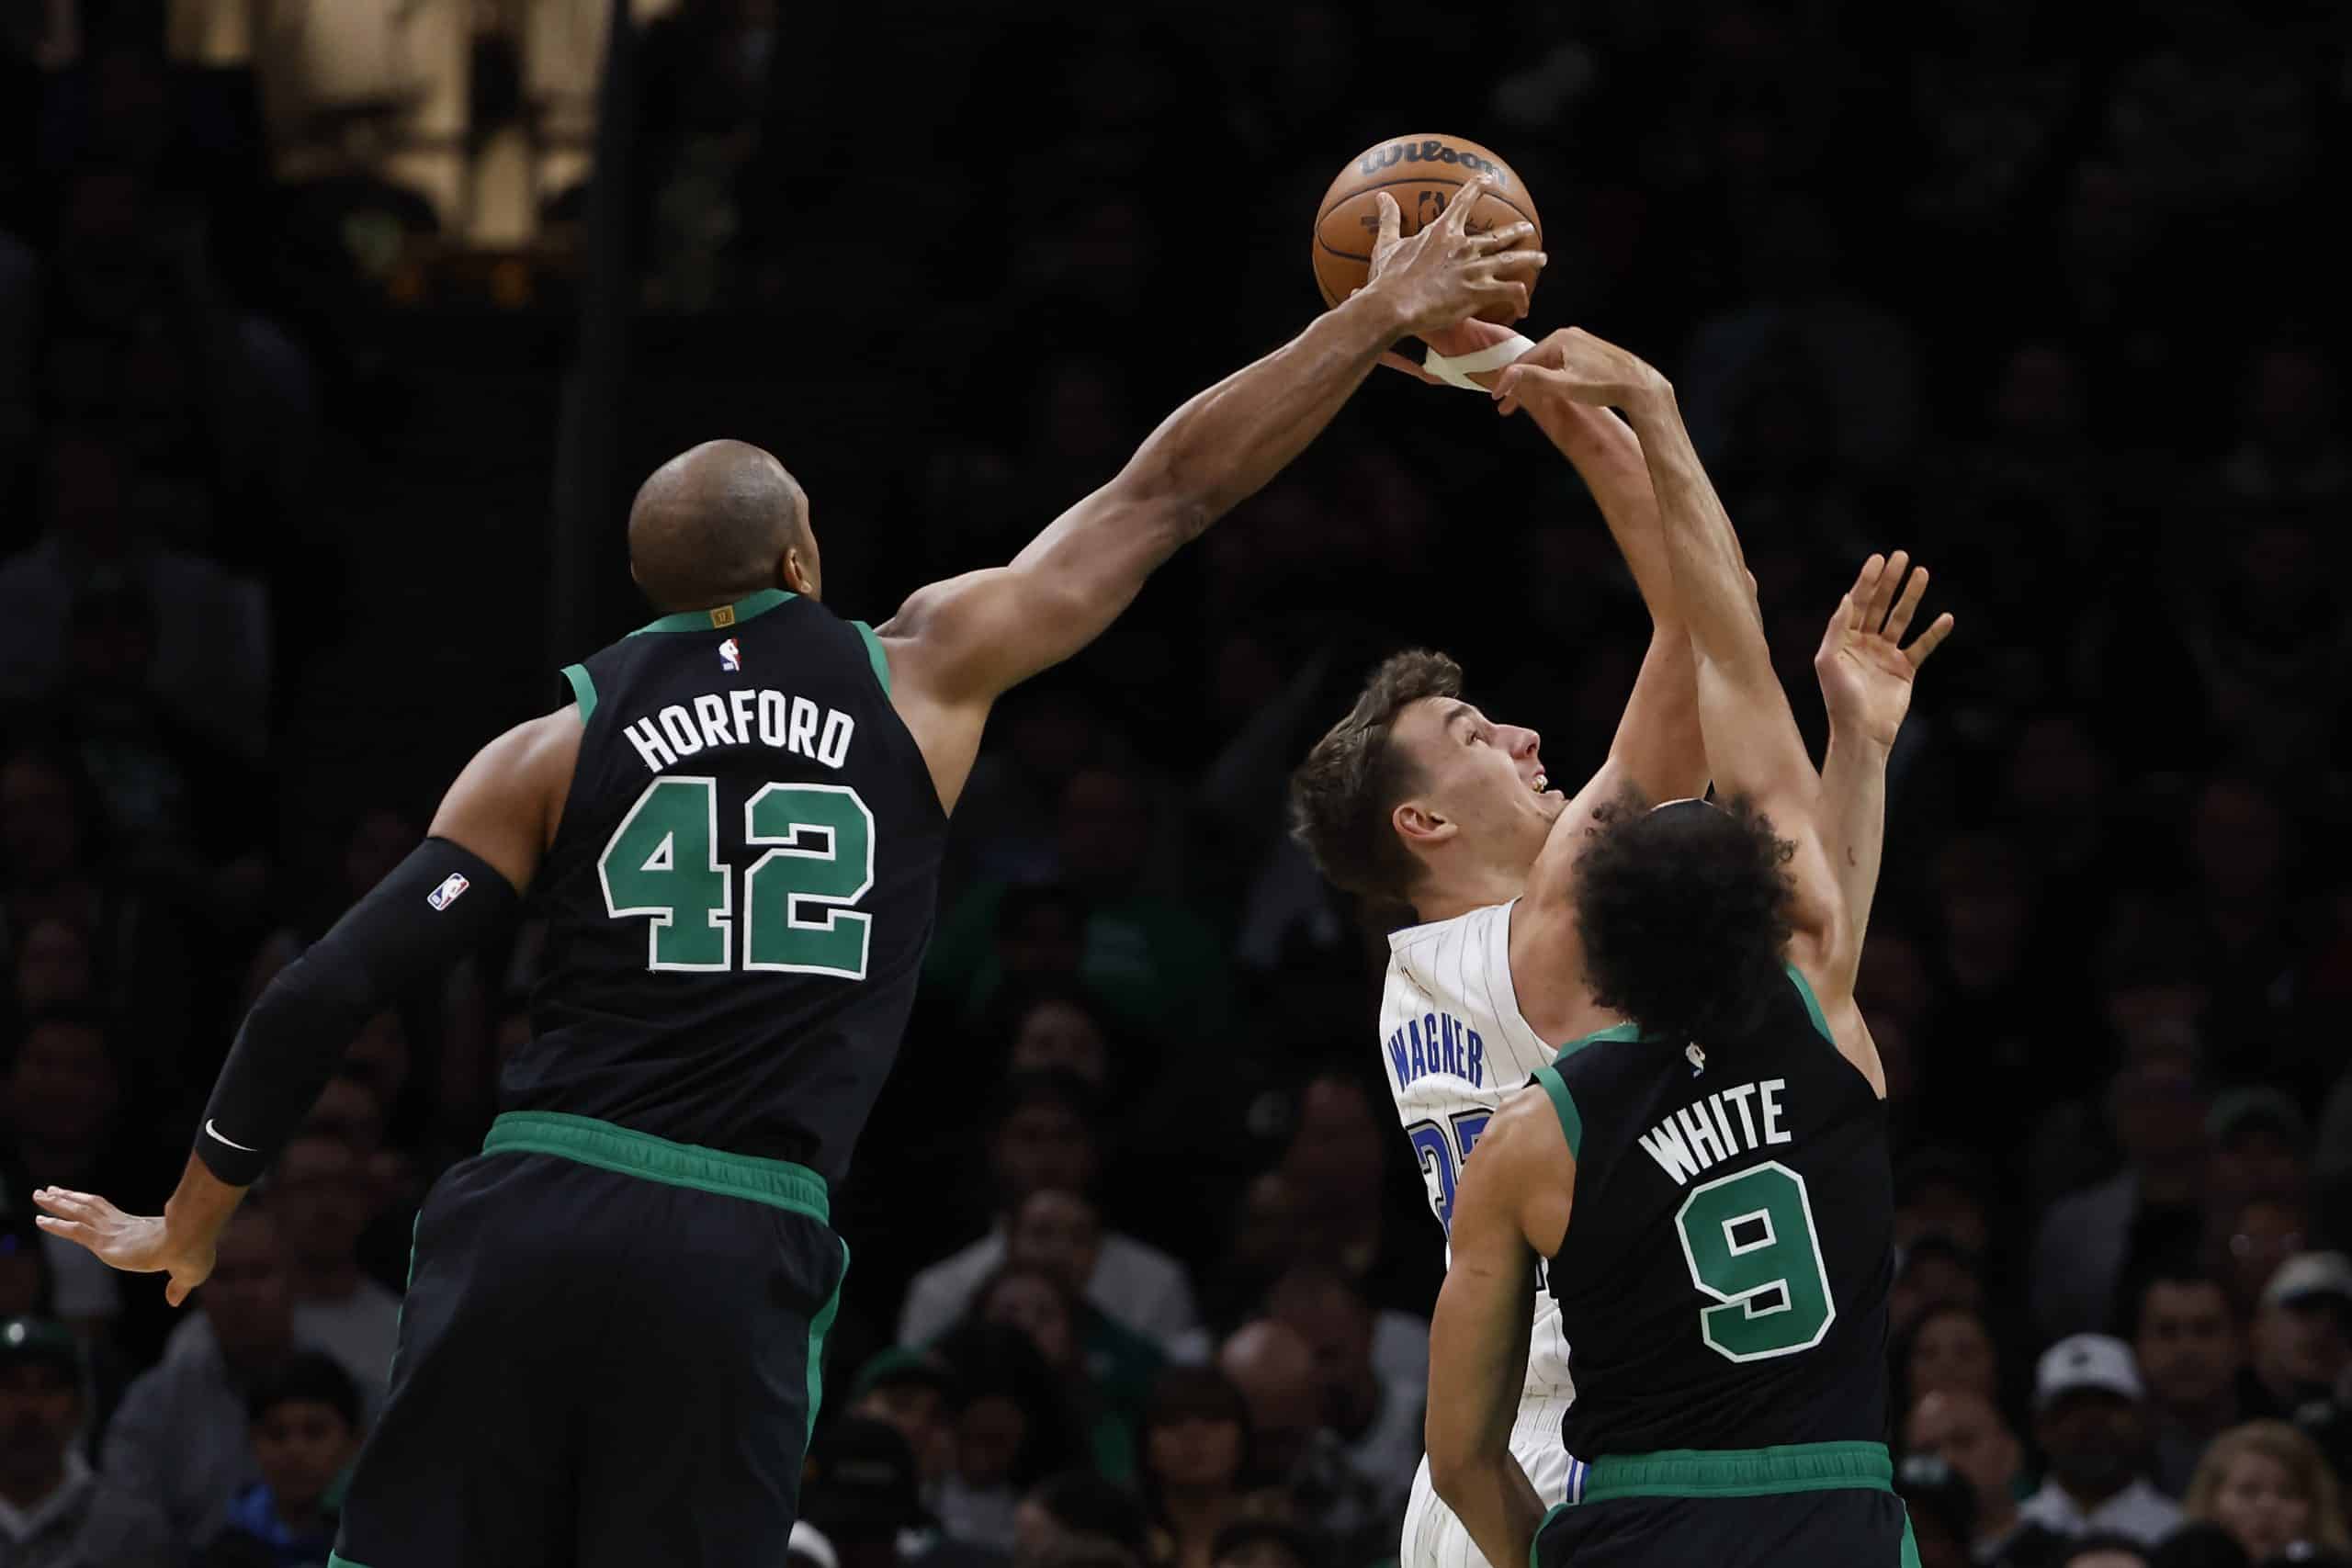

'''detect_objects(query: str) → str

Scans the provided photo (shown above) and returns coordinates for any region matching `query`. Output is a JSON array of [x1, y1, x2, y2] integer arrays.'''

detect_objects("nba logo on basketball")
[[426, 874, 469, 910], [720, 637, 741, 672]]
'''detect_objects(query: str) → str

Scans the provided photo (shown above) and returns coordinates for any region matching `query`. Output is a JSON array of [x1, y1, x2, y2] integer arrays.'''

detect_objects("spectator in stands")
[[1899, 1301, 2005, 1409], [1214, 1323, 1386, 1568], [0, 1200, 50, 1321], [301, 1066, 413, 1293], [0, 1314, 169, 1567], [267, 1133, 399, 1391], [2059, 1535, 2153, 1568], [1894, 1150, 1993, 1261], [969, 1259, 1138, 1485], [1892, 1451, 1974, 1568], [800, 1416, 998, 1568], [2018, 1335, 2184, 1546], [1892, 1236, 1990, 1337], [1207, 1519, 1319, 1568], [1136, 1366, 1275, 1568], [197, 1350, 362, 1567], [930, 1324, 1082, 1553], [6, 917, 91, 1018], [2182, 1420, 2351, 1564], [899, 1073, 1198, 1354], [1001, 987, 1114, 1091], [2034, 1056, 2209, 1339], [850, 1348, 962, 1503], [1005, 1191, 1163, 1442], [2246, 1253, 2352, 1418], [105, 1207, 311, 1548], [2215, 1197, 2310, 1325], [2207, 1090, 2311, 1213], [2130, 1264, 2246, 1495], [1263, 1267, 1418, 1525], [1, 1009, 131, 1336], [1272, 1075, 1436, 1318], [1012, 1470, 1148, 1568], [1904, 1388, 2031, 1563]]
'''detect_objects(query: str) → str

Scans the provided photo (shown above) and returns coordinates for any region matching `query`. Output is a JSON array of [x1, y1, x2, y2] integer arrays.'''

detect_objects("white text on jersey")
[[1385, 1010, 1486, 1089], [1636, 1077, 1792, 1187], [622, 690, 854, 775]]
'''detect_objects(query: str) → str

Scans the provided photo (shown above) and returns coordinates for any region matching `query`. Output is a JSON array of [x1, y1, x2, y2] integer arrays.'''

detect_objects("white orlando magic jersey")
[[1379, 899, 1575, 1398]]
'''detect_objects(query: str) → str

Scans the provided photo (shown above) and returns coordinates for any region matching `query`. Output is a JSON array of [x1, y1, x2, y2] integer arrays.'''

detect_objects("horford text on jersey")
[[621, 689, 856, 774]]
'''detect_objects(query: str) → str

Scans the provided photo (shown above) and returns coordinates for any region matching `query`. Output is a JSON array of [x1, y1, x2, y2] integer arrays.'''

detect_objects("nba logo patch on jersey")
[[719, 637, 741, 672], [1686, 1042, 1707, 1077], [426, 873, 470, 910]]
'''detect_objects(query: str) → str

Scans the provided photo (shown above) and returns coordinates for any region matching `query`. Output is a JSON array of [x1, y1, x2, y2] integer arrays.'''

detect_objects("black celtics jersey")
[[509, 589, 947, 1182], [1538, 967, 1894, 1457]]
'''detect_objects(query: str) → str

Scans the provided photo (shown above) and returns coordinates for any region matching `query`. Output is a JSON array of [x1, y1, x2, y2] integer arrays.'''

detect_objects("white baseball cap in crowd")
[[2034, 1333, 2145, 1412], [2262, 1251, 2352, 1312]]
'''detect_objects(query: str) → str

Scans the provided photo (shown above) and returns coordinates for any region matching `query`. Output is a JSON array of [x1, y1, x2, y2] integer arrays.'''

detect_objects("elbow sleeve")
[[198, 838, 517, 1185]]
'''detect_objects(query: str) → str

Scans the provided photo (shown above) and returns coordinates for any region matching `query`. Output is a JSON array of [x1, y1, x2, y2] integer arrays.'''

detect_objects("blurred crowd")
[[6, 1, 2352, 1567]]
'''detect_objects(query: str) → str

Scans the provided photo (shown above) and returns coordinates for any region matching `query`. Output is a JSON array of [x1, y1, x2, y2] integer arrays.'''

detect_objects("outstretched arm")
[[37, 712, 576, 1303], [879, 179, 1543, 810], [1427, 1088, 1574, 1568], [1814, 552, 1951, 964]]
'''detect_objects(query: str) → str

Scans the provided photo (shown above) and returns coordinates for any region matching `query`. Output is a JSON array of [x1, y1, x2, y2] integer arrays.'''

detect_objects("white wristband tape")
[[1423, 333, 1536, 391]]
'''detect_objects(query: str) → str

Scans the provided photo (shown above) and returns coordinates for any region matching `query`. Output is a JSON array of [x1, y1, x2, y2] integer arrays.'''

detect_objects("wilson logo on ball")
[[1355, 140, 1510, 186]]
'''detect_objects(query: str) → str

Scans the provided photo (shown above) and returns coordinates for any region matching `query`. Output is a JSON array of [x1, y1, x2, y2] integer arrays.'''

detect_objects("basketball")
[[1311, 134, 1542, 321]]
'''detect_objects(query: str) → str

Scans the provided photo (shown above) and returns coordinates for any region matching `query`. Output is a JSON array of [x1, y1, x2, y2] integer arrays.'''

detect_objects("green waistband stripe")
[[1530, 1064, 1583, 1161], [483, 1111, 829, 1224], [1578, 1440, 1892, 1503]]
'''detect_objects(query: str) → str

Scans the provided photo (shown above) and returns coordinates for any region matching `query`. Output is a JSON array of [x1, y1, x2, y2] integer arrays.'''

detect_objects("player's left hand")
[[1814, 551, 1954, 749], [35, 1187, 217, 1306]]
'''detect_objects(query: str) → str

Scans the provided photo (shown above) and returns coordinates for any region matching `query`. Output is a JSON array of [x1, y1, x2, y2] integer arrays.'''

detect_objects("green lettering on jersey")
[[599, 776, 732, 969], [1673, 1161, 1837, 1362]]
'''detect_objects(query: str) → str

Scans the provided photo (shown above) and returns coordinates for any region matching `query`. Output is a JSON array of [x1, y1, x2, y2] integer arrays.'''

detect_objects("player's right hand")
[[1814, 551, 1954, 749], [1364, 173, 1543, 336], [35, 1187, 217, 1307], [1491, 326, 1671, 415]]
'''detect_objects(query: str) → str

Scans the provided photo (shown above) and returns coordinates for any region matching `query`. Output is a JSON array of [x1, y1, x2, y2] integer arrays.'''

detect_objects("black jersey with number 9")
[[1534, 966, 1894, 1458]]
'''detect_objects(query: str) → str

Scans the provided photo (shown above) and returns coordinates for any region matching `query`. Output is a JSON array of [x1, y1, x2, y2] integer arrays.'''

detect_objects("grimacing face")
[[1387, 697, 1561, 880]]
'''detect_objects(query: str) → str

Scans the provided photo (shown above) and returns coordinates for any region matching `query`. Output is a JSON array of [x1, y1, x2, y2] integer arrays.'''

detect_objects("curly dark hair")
[[1287, 650, 1462, 902], [1572, 794, 1798, 1046]]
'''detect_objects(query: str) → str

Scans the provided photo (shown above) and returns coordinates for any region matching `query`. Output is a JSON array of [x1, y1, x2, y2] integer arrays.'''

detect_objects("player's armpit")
[[1427, 1089, 1569, 1568]]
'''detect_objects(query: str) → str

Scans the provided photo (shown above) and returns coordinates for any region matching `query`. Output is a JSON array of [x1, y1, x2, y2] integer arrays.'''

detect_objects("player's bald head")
[[627, 440, 815, 611]]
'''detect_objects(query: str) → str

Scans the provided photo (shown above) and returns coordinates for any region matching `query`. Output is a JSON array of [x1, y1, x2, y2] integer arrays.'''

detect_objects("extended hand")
[[1490, 327, 1670, 415], [36, 1187, 216, 1307], [1363, 174, 1543, 338], [1814, 552, 1954, 749]]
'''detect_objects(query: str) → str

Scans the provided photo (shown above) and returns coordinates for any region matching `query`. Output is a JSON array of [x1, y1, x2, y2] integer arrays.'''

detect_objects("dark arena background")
[[2, 3, 2349, 1568]]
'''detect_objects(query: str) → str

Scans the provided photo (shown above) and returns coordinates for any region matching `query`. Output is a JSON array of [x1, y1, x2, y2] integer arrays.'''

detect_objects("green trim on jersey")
[[1899, 1511, 1922, 1568], [628, 588, 797, 637], [807, 1238, 849, 1441], [1577, 1440, 1892, 1503], [1530, 1063, 1583, 1161], [1784, 964, 1836, 1046], [328, 1555, 372, 1568], [1555, 1020, 1642, 1058], [560, 662, 597, 721], [482, 1111, 830, 1223], [851, 620, 891, 696]]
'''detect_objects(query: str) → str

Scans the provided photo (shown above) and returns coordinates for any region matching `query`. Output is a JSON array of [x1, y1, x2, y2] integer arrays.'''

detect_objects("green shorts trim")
[[482, 1111, 830, 1224], [1577, 1440, 1892, 1503]]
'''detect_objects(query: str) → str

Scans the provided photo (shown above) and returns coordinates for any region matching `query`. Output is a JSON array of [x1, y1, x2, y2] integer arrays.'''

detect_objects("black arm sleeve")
[[197, 838, 521, 1186]]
